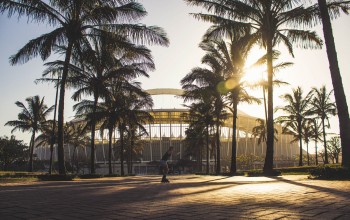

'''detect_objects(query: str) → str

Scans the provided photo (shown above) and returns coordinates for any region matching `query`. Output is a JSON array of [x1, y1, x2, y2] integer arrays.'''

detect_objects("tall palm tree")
[[181, 40, 228, 174], [317, 0, 350, 168], [186, 101, 215, 174], [249, 50, 292, 123], [310, 86, 336, 164], [185, 0, 323, 173], [1, 0, 169, 174], [276, 87, 313, 166], [5, 96, 53, 172]]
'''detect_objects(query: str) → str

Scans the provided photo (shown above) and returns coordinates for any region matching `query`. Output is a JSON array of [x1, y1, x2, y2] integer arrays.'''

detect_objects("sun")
[[241, 47, 267, 85]]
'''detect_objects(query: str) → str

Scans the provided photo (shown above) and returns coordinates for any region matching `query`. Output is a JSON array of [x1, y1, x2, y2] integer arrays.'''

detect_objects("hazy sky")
[[1, 0, 350, 145]]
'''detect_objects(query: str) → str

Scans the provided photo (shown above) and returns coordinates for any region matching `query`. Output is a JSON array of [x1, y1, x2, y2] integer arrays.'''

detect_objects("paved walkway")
[[1, 175, 350, 220]]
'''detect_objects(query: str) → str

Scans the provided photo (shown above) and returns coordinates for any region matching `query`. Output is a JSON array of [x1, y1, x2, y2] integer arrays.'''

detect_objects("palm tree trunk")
[[57, 41, 74, 175], [206, 124, 209, 175], [49, 76, 60, 175], [264, 33, 274, 173], [263, 86, 268, 123], [306, 141, 310, 166], [72, 146, 77, 174], [321, 118, 329, 164], [28, 131, 36, 172], [230, 98, 238, 175], [315, 139, 318, 166], [216, 121, 220, 175], [126, 144, 130, 174], [108, 127, 113, 175], [130, 129, 135, 175], [298, 121, 303, 166], [199, 142, 202, 172], [318, 0, 350, 168], [90, 93, 99, 174], [120, 126, 125, 176]]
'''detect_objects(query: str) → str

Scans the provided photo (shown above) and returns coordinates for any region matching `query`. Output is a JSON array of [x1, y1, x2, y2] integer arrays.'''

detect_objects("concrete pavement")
[[1, 175, 350, 219]]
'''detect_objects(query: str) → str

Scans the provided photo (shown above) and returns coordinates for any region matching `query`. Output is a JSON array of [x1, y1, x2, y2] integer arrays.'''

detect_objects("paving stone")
[[1, 175, 350, 219]]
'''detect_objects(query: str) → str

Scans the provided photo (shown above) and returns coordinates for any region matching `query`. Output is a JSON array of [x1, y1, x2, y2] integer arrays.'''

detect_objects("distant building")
[[35, 88, 301, 174]]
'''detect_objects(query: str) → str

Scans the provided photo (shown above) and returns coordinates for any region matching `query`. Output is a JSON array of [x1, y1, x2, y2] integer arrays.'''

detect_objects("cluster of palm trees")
[[2, 0, 350, 176], [182, 0, 350, 174], [276, 86, 336, 167], [2, 0, 169, 175]]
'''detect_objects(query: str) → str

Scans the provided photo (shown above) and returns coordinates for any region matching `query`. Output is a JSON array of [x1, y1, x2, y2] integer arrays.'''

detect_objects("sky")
[[0, 0, 350, 147]]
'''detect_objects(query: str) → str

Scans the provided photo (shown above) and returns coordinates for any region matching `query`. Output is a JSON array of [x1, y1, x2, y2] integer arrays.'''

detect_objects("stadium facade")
[[35, 88, 300, 174]]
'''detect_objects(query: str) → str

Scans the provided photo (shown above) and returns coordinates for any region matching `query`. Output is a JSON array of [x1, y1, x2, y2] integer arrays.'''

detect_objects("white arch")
[[145, 88, 184, 96]]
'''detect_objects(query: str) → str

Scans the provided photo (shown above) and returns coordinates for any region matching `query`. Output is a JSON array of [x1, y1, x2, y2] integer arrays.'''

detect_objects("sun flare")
[[242, 47, 267, 85], [242, 66, 266, 85]]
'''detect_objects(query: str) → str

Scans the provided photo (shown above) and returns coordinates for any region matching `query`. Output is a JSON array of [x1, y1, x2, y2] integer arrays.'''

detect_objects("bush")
[[276, 166, 316, 174], [78, 174, 104, 179], [245, 169, 281, 177], [0, 171, 45, 179], [37, 174, 76, 181], [221, 171, 244, 176], [104, 174, 120, 177], [309, 165, 350, 180]]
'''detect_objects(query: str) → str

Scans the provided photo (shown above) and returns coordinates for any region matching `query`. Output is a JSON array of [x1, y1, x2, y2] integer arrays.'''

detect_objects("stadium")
[[35, 88, 300, 174]]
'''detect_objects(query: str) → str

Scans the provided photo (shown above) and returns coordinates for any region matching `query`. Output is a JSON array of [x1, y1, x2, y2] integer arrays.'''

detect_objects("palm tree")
[[43, 32, 155, 174], [252, 118, 278, 153], [186, 101, 215, 174], [302, 119, 314, 166], [122, 89, 153, 175], [185, 0, 323, 173], [181, 40, 228, 174], [317, 0, 350, 168], [63, 122, 90, 174], [276, 87, 313, 166], [311, 119, 323, 165], [310, 86, 336, 164], [248, 50, 292, 123], [1, 0, 169, 174], [5, 96, 53, 172], [34, 119, 56, 172], [75, 79, 151, 175], [125, 126, 147, 174], [183, 124, 206, 172]]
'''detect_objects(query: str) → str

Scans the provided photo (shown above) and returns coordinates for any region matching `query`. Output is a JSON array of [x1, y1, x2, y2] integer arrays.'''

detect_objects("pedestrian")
[[160, 146, 174, 183]]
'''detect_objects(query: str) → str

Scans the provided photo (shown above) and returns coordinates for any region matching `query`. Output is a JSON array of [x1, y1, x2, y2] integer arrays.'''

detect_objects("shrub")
[[309, 165, 350, 180], [79, 174, 104, 179], [37, 174, 76, 181], [276, 166, 316, 174], [245, 169, 281, 177], [104, 174, 120, 177]]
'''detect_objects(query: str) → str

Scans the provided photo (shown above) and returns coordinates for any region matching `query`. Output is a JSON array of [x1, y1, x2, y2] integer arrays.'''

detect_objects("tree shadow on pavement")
[[268, 176, 350, 199]]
